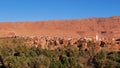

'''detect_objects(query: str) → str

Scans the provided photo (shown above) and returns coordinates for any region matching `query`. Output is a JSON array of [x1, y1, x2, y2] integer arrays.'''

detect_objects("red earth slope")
[[0, 16, 120, 38]]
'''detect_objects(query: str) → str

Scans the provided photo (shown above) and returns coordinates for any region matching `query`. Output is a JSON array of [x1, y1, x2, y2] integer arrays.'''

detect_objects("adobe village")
[[0, 16, 120, 68]]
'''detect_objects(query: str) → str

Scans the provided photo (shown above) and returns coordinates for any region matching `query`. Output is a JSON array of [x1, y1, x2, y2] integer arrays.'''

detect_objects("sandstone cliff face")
[[0, 16, 120, 38]]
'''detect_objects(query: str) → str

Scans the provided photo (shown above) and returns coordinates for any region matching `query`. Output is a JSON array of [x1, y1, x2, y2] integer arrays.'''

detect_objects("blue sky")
[[0, 0, 120, 22]]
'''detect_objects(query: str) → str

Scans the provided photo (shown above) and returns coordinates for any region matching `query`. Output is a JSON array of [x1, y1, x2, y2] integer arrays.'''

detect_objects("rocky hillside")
[[0, 16, 120, 38]]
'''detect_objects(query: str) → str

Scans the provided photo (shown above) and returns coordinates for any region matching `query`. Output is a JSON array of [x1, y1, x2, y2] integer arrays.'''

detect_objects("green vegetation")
[[0, 37, 119, 68]]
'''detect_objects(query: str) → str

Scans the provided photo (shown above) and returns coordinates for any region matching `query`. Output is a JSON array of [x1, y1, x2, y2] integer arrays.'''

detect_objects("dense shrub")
[[0, 37, 119, 68]]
